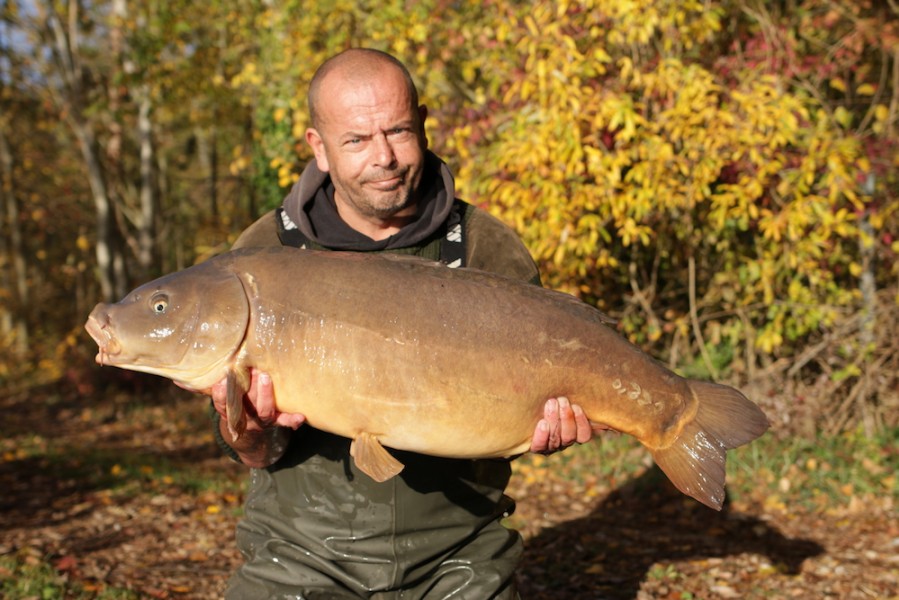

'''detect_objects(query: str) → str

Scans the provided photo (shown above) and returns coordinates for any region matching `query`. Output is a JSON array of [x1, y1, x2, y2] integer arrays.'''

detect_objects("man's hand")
[[210, 369, 306, 432], [206, 369, 305, 468], [530, 397, 593, 454]]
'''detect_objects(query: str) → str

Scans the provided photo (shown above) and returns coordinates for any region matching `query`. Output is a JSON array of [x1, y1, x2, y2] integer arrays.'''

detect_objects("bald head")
[[308, 49, 420, 129], [302, 48, 430, 240]]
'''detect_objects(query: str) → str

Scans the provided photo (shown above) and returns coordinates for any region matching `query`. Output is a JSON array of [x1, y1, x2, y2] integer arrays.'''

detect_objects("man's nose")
[[372, 134, 397, 167]]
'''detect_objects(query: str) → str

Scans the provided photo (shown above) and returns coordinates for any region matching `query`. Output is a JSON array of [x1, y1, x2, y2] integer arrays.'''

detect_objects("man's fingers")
[[210, 379, 228, 414], [252, 372, 276, 422], [573, 404, 592, 444], [544, 398, 561, 450], [530, 420, 550, 453], [558, 397, 576, 445], [275, 412, 306, 430]]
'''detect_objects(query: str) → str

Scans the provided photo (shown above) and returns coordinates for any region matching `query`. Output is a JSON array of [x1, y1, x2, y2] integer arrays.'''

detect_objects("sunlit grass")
[[726, 426, 899, 511], [0, 555, 139, 600], [511, 426, 899, 511], [3, 392, 244, 499]]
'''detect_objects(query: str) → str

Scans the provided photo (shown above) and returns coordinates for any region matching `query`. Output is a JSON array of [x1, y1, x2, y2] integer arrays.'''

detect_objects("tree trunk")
[[68, 117, 129, 301], [137, 86, 157, 274], [0, 125, 29, 355], [40, 0, 129, 301], [196, 125, 218, 218]]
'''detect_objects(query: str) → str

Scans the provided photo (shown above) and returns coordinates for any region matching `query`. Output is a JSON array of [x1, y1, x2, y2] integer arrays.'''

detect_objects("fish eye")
[[151, 294, 169, 313]]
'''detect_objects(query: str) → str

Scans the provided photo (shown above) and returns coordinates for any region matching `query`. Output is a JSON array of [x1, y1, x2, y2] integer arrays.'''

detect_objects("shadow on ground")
[[517, 466, 825, 599]]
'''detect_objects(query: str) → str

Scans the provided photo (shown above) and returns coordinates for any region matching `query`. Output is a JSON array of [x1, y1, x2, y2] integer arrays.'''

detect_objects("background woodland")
[[1, 0, 898, 436]]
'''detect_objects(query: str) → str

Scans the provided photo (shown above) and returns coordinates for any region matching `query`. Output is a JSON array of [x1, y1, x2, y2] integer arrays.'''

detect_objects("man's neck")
[[334, 202, 418, 241]]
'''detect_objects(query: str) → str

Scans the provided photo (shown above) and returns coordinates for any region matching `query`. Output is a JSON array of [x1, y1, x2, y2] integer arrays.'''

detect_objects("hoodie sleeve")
[[231, 210, 282, 249], [465, 207, 542, 286]]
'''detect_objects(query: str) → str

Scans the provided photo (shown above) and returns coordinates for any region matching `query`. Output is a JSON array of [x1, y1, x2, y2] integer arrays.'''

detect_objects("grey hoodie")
[[281, 150, 456, 251]]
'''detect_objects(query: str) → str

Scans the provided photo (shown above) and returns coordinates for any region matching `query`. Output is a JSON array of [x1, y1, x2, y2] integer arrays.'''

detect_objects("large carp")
[[85, 246, 768, 510]]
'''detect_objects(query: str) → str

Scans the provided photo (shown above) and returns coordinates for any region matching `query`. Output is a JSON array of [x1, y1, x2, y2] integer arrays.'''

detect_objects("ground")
[[1, 376, 897, 599]]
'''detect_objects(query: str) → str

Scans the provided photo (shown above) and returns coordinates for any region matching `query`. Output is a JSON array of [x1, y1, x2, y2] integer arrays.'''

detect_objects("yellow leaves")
[[230, 61, 263, 88], [442, 0, 890, 362], [596, 0, 722, 50], [592, 47, 612, 68], [461, 63, 478, 85], [523, 15, 540, 37], [278, 166, 298, 189], [272, 152, 299, 187], [228, 143, 258, 178], [763, 491, 787, 512], [833, 106, 853, 129], [872, 104, 891, 134], [755, 328, 783, 354], [75, 235, 91, 252], [618, 218, 651, 247], [493, 21, 512, 43]]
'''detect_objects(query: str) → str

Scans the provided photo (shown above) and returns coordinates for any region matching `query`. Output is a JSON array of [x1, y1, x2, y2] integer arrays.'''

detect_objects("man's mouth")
[[365, 168, 407, 191], [367, 176, 403, 191]]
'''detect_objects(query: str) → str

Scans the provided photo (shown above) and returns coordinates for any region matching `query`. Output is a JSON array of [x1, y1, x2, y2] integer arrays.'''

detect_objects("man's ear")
[[305, 128, 330, 172]]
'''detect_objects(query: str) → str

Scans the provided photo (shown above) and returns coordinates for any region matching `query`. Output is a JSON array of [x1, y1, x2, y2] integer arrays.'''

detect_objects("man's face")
[[306, 67, 428, 224]]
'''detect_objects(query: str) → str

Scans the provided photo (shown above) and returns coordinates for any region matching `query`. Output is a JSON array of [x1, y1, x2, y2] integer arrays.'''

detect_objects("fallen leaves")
[[2, 378, 898, 599], [509, 444, 899, 600]]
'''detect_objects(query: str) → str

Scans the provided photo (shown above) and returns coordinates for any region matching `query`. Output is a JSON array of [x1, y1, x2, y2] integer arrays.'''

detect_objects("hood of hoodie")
[[280, 151, 456, 252]]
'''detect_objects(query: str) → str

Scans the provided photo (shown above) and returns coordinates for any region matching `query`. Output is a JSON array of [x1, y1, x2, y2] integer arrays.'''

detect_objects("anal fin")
[[350, 432, 404, 482]]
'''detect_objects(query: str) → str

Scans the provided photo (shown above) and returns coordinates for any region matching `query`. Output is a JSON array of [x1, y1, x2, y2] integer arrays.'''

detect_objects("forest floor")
[[1, 373, 897, 599]]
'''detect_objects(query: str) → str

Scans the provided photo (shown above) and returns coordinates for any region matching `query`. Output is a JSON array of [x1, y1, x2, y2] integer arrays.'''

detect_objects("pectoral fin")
[[225, 368, 249, 442], [350, 432, 404, 482]]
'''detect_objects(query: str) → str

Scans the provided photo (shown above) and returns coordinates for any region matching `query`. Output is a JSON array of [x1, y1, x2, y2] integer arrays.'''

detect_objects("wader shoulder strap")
[[440, 199, 470, 269], [275, 207, 310, 249]]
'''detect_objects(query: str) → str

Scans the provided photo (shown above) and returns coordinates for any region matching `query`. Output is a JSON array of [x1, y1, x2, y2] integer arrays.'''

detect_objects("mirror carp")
[[85, 246, 768, 510]]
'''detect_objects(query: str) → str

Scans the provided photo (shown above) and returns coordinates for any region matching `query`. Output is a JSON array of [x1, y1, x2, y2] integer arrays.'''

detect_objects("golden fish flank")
[[84, 246, 768, 510]]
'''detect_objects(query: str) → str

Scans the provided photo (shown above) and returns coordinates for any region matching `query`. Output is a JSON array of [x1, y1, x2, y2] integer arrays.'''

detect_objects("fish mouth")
[[84, 314, 122, 365]]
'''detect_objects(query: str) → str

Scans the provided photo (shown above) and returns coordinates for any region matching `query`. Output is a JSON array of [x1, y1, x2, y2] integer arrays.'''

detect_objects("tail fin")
[[650, 381, 768, 510]]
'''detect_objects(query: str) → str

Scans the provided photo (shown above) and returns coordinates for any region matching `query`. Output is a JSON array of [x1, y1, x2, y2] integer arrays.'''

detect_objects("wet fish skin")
[[85, 246, 768, 510]]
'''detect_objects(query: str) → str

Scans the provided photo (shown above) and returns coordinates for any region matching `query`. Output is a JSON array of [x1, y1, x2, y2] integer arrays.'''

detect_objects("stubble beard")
[[345, 168, 419, 220]]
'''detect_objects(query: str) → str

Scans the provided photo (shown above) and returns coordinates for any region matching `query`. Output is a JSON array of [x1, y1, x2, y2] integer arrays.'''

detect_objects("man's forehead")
[[322, 60, 405, 92], [318, 75, 415, 124]]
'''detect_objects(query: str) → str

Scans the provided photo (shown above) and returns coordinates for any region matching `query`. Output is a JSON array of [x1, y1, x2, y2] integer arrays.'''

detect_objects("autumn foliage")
[[1, 0, 897, 433]]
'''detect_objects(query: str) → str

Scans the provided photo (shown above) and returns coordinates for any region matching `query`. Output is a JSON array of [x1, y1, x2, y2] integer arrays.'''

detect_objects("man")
[[210, 48, 593, 599]]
